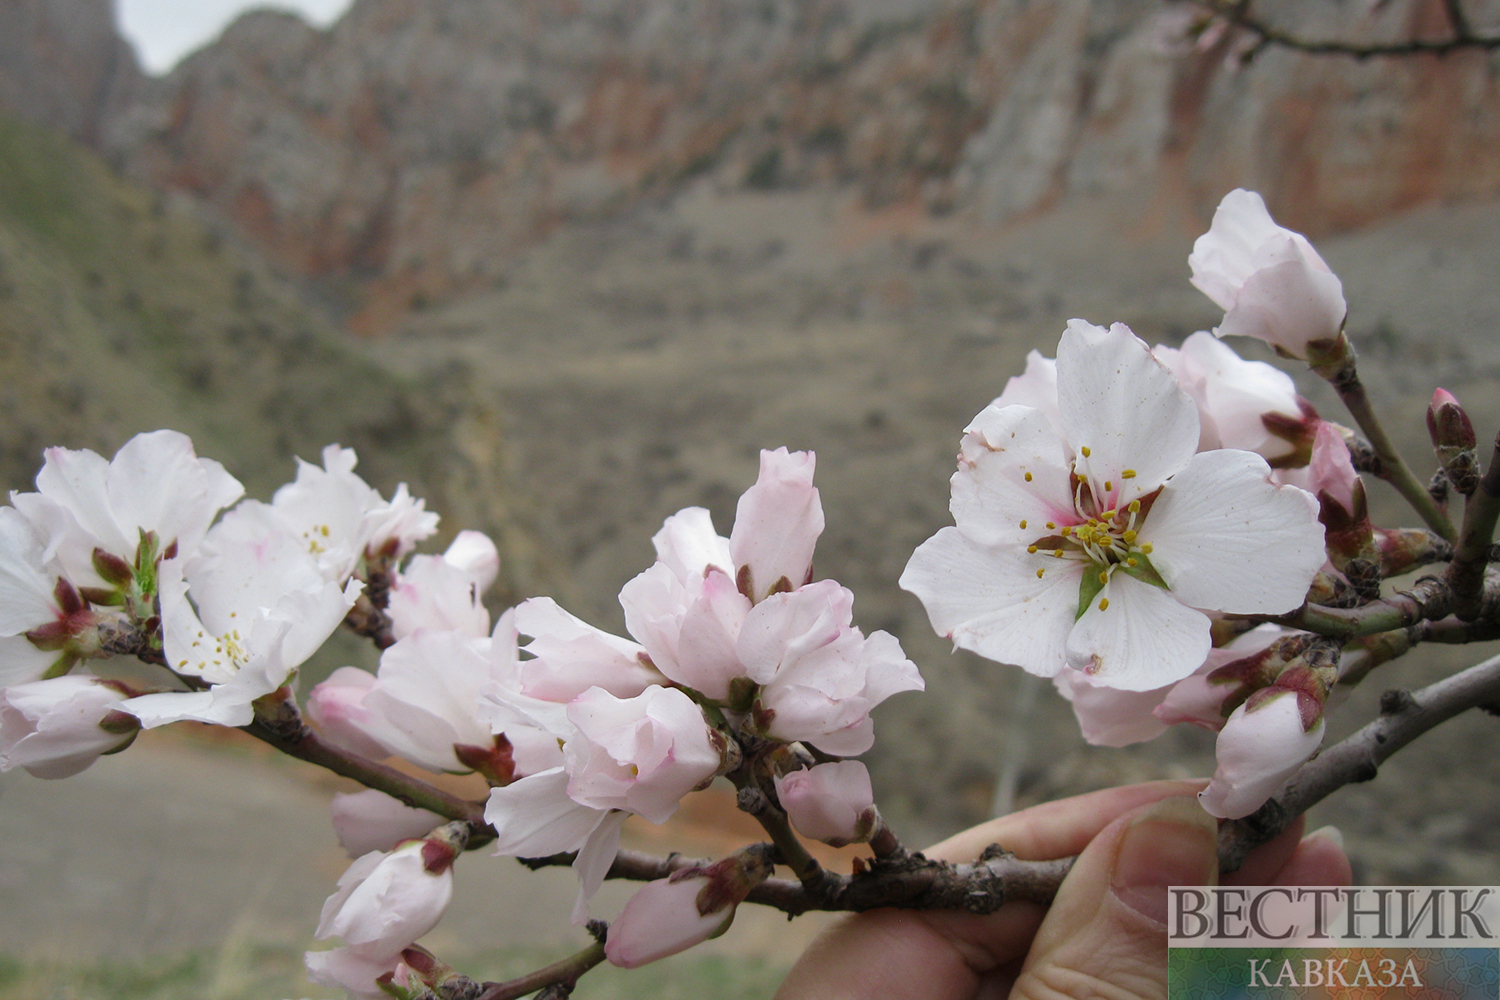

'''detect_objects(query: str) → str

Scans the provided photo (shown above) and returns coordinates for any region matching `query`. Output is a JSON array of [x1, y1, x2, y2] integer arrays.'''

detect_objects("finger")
[[1010, 795, 1218, 1000], [1222, 814, 1305, 886], [772, 904, 1047, 1000], [926, 779, 1208, 862], [1271, 826, 1352, 887]]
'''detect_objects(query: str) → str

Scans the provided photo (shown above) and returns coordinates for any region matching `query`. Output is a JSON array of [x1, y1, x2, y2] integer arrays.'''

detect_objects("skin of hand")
[[774, 780, 1352, 1000]]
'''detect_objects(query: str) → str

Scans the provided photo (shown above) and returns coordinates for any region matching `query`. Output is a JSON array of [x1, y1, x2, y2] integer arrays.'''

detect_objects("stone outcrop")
[[10, 0, 1500, 330], [0, 0, 141, 147]]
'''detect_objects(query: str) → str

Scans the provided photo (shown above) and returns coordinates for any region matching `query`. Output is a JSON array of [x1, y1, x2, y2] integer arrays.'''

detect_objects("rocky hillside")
[[7, 0, 1495, 332], [0, 108, 551, 615]]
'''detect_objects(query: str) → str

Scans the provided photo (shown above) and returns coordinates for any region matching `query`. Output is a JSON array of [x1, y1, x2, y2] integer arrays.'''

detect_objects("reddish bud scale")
[[452, 734, 517, 786], [1428, 388, 1477, 452], [420, 839, 459, 875], [1260, 399, 1321, 470]]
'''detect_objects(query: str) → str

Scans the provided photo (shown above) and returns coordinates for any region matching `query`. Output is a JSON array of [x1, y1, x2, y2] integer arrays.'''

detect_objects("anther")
[[1128, 499, 1140, 512], [1019, 520, 1027, 529], [1024, 471, 1033, 482], [1036, 568, 1045, 579], [1080, 446, 1092, 457], [1097, 570, 1108, 585], [1141, 543, 1153, 554], [1027, 545, 1038, 554], [1122, 530, 1137, 543], [1046, 521, 1056, 529], [1122, 469, 1137, 479], [1099, 597, 1110, 611], [1053, 549, 1064, 558], [1104, 480, 1113, 491]]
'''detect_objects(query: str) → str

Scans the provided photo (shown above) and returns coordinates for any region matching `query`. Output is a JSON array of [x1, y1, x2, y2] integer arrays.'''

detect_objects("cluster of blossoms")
[[0, 185, 1471, 1000], [903, 189, 1377, 820]]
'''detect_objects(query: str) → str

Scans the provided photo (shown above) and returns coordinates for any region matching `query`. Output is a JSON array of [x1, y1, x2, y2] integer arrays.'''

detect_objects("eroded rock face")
[[8, 0, 1499, 329], [0, 0, 141, 146]]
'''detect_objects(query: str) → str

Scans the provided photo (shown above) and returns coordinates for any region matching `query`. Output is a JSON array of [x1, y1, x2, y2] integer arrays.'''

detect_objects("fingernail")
[[1303, 824, 1344, 851], [1111, 797, 1218, 925]]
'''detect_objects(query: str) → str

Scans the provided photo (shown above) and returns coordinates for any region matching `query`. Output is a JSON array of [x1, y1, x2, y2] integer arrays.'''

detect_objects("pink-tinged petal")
[[619, 562, 691, 680], [273, 577, 363, 672], [1200, 691, 1325, 819], [1215, 253, 1346, 357], [515, 597, 660, 701], [387, 555, 490, 640], [362, 631, 499, 770], [1177, 331, 1302, 460], [571, 810, 626, 925], [900, 527, 1077, 679], [1066, 573, 1213, 690], [950, 406, 1076, 545], [0, 675, 133, 779], [0, 508, 60, 635], [1155, 672, 1235, 730], [671, 568, 751, 700], [485, 767, 610, 858], [121, 688, 258, 728], [1305, 421, 1359, 514], [1188, 189, 1290, 310], [1056, 320, 1200, 504], [736, 580, 852, 685], [315, 840, 453, 957], [186, 502, 327, 632], [856, 629, 925, 705], [651, 507, 732, 581], [307, 667, 389, 760], [1053, 668, 1170, 747], [605, 875, 734, 969], [1141, 449, 1325, 613], [331, 790, 444, 859], [106, 430, 242, 557], [729, 448, 824, 601]]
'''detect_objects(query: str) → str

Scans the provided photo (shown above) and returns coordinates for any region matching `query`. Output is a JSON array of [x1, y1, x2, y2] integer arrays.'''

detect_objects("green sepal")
[[1119, 552, 1170, 590], [1075, 565, 1108, 621]]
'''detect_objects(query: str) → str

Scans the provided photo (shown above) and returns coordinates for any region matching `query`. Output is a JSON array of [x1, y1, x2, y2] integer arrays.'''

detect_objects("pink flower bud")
[[604, 875, 735, 969], [0, 675, 137, 779], [605, 848, 774, 969], [330, 790, 446, 859], [729, 448, 824, 602], [1199, 689, 1325, 819], [773, 760, 878, 845], [1427, 388, 1476, 453]]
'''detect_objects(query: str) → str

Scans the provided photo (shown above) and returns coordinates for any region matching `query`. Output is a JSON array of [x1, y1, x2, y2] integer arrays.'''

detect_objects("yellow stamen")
[[1046, 521, 1056, 529], [1099, 597, 1110, 611], [1128, 499, 1141, 512], [1122, 530, 1137, 543], [1080, 446, 1092, 457], [1104, 480, 1113, 491], [1036, 568, 1045, 579], [1127, 557, 1138, 567], [1141, 543, 1153, 554], [1027, 545, 1038, 554], [1024, 471, 1033, 482], [1098, 570, 1109, 585], [1122, 469, 1137, 479], [1054, 549, 1064, 558], [1019, 520, 1027, 529]]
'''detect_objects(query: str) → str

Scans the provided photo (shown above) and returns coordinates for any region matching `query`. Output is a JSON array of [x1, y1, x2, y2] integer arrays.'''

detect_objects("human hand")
[[775, 780, 1351, 1000]]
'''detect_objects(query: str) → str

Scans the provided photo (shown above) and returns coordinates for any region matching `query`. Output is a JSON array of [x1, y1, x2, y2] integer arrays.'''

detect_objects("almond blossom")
[[901, 319, 1326, 691], [120, 509, 361, 728], [385, 530, 499, 640], [1189, 189, 1347, 360], [0, 674, 138, 778], [1199, 688, 1326, 819], [773, 760, 877, 846]]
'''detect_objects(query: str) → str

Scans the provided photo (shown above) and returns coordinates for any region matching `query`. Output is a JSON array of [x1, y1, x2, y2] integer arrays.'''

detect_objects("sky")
[[115, 0, 356, 75]]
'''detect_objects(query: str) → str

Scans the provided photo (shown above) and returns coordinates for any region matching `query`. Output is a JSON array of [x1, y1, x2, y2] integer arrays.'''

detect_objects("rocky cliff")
[[22, 0, 1487, 333]]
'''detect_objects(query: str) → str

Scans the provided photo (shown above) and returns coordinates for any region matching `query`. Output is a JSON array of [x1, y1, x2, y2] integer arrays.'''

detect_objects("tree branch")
[[1446, 430, 1500, 619], [1219, 649, 1500, 870], [1197, 0, 1500, 59], [474, 941, 606, 1000]]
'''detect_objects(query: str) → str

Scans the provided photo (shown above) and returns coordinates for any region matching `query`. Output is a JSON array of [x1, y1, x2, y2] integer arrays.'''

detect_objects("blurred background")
[[2, 0, 1500, 996]]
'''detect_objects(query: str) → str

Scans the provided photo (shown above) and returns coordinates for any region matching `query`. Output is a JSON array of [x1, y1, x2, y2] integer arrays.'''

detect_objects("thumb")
[[1011, 795, 1218, 1000]]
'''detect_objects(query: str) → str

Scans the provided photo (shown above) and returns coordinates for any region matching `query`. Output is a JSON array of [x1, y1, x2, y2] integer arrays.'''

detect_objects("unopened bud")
[[604, 845, 774, 969], [452, 734, 517, 786], [773, 760, 878, 846], [1428, 388, 1480, 494]]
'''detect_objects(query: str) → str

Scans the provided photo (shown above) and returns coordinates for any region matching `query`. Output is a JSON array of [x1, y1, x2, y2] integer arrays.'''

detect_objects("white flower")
[[1189, 189, 1347, 359], [386, 530, 499, 640], [513, 597, 663, 701], [0, 674, 137, 778], [120, 511, 361, 728], [1155, 331, 1311, 462], [0, 508, 80, 685], [266, 445, 438, 584], [901, 319, 1326, 691], [8, 430, 243, 589], [729, 448, 825, 601], [604, 875, 735, 969]]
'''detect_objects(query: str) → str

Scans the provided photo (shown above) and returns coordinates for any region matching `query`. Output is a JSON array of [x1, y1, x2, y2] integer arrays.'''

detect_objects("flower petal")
[[1057, 320, 1200, 504], [1066, 573, 1212, 690], [900, 527, 1077, 678], [950, 405, 1076, 545], [1141, 449, 1325, 614]]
